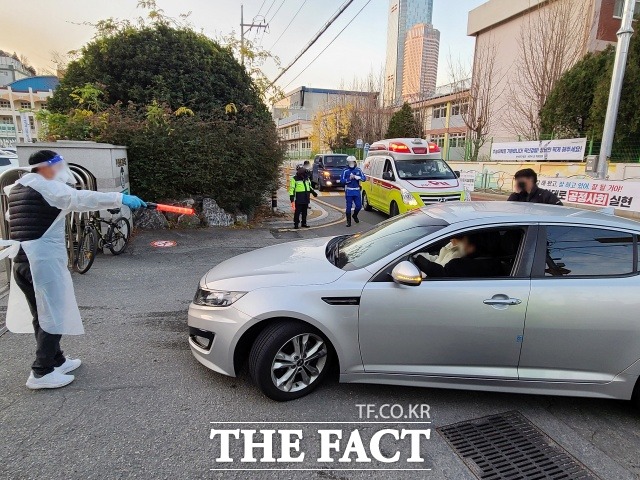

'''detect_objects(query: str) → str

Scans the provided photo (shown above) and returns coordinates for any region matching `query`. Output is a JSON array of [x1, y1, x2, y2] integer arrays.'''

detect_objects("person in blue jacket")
[[340, 156, 366, 227]]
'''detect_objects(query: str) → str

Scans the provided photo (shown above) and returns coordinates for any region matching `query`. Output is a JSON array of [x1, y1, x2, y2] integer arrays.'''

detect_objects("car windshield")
[[323, 156, 348, 168], [327, 211, 445, 270], [395, 158, 456, 180]]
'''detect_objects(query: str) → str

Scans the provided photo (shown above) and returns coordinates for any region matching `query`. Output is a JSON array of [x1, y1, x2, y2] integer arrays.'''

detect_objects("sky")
[[0, 0, 487, 93]]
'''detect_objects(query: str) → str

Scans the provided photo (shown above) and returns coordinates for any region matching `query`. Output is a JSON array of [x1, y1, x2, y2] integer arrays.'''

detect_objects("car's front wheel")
[[249, 321, 330, 401]]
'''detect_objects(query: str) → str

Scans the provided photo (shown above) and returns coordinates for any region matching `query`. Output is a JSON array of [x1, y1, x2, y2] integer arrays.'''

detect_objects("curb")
[[274, 197, 346, 232]]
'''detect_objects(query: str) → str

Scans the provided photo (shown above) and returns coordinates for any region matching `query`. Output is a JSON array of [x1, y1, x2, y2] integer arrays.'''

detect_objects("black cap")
[[29, 150, 58, 166]]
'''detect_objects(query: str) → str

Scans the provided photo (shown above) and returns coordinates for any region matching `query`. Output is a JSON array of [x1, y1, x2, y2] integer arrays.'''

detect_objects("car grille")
[[420, 193, 462, 204]]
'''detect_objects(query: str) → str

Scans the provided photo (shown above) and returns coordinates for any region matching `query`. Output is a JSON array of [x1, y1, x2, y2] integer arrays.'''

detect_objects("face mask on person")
[[53, 166, 75, 185], [32, 154, 76, 186], [517, 180, 527, 191]]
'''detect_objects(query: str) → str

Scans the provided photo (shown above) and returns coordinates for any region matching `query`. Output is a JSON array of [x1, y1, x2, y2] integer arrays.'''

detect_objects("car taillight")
[[389, 142, 411, 153], [428, 142, 441, 153]]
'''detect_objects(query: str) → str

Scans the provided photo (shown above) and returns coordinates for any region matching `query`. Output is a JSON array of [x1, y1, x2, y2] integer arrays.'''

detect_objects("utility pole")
[[240, 4, 268, 66], [596, 0, 635, 179]]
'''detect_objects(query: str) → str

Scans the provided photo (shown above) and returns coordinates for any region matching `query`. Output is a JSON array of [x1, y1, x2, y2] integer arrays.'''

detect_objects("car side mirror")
[[391, 261, 422, 286], [382, 171, 394, 181], [454, 170, 461, 178]]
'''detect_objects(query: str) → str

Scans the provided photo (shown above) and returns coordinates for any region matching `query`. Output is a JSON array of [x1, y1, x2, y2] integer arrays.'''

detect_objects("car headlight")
[[322, 171, 331, 177], [193, 287, 246, 307], [401, 188, 418, 206]]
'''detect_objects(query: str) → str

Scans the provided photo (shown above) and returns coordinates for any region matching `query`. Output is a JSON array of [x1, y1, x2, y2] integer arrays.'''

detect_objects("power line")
[[262, 0, 279, 20], [269, 0, 356, 87], [267, 0, 288, 23], [282, 0, 372, 90], [270, 0, 307, 50]]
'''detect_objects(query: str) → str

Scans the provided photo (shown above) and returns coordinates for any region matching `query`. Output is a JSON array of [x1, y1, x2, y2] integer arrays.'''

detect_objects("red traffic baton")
[[146, 202, 196, 216]]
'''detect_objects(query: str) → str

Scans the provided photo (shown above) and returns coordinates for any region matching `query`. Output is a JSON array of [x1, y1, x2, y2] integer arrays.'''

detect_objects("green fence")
[[466, 135, 640, 163]]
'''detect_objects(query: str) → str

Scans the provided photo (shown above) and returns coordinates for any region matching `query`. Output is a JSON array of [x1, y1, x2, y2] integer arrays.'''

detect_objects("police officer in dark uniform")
[[507, 168, 562, 205]]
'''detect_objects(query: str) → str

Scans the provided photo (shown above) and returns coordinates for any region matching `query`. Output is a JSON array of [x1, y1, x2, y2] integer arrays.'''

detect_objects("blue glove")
[[122, 194, 147, 210]]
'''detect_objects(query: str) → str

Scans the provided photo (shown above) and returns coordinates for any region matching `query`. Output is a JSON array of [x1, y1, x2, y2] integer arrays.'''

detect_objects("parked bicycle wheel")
[[108, 217, 131, 255], [75, 226, 98, 274]]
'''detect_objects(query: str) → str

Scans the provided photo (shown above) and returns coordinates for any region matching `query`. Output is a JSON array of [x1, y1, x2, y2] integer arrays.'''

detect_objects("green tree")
[[541, 24, 640, 161], [540, 49, 613, 138], [49, 24, 265, 118], [385, 102, 422, 139], [44, 9, 283, 213]]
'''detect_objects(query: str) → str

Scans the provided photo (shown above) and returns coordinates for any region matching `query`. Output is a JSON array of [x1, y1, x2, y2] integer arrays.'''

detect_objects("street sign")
[[356, 139, 363, 149]]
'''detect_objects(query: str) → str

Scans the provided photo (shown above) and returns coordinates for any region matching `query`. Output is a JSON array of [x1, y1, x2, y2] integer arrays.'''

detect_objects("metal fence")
[[470, 135, 640, 163]]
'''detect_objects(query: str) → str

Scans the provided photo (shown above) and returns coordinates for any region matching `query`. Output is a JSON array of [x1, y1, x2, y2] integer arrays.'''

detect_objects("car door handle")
[[483, 297, 522, 306]]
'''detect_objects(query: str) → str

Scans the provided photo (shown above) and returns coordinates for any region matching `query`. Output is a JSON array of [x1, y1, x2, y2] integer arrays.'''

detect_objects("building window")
[[19, 101, 32, 110], [451, 101, 468, 116], [29, 117, 35, 130], [449, 133, 466, 148], [614, 0, 640, 17], [432, 104, 447, 119], [431, 134, 446, 148], [0, 100, 10, 110], [0, 116, 13, 124]]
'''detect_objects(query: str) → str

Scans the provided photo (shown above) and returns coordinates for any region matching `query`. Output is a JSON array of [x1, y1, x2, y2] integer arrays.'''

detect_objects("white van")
[[360, 138, 465, 216]]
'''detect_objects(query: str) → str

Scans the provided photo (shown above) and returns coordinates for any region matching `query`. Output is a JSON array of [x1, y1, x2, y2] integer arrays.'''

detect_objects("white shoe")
[[26, 370, 74, 390], [55, 357, 82, 374]]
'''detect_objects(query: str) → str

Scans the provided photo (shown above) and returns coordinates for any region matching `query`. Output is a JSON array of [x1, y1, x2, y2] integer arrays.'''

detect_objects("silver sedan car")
[[188, 202, 640, 403]]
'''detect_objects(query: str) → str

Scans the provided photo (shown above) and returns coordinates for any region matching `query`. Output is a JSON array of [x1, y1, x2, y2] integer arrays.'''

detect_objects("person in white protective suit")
[[1, 150, 147, 390]]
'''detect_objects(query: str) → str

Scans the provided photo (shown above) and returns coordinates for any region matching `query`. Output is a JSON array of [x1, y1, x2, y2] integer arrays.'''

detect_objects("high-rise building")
[[384, 0, 434, 105], [402, 23, 440, 101]]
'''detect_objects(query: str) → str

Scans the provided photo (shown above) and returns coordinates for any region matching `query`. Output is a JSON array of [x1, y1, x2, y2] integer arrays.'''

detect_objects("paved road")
[[1, 223, 639, 479]]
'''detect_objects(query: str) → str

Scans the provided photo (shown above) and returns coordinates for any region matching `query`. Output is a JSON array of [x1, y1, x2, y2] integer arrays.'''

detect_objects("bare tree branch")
[[505, 0, 592, 139]]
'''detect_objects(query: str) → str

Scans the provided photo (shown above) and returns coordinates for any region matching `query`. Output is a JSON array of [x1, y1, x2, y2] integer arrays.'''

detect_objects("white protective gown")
[[0, 173, 123, 335]]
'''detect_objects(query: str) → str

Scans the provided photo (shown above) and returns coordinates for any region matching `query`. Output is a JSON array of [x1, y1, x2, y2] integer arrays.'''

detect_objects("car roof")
[[421, 201, 640, 230]]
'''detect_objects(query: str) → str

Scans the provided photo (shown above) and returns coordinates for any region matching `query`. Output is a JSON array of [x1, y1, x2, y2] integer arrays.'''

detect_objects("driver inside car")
[[413, 233, 503, 278], [414, 235, 475, 267]]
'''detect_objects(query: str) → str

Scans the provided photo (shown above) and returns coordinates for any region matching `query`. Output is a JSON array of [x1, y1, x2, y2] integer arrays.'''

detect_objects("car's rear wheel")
[[362, 191, 372, 211], [249, 321, 330, 401], [389, 201, 399, 217]]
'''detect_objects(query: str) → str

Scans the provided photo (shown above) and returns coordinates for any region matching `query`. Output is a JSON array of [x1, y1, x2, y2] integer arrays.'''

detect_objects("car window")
[[543, 226, 635, 277], [323, 156, 348, 167], [395, 158, 456, 180], [411, 227, 526, 279], [372, 159, 383, 178], [383, 160, 394, 174], [328, 211, 446, 270]]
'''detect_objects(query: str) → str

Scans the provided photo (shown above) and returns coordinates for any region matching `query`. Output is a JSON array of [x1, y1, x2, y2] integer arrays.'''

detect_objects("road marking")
[[150, 240, 177, 248]]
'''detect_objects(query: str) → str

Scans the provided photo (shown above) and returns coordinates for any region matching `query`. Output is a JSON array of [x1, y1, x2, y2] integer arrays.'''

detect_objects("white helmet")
[[347, 155, 357, 167]]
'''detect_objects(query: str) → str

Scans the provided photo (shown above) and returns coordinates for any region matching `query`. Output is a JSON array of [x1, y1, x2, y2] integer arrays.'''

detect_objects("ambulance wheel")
[[249, 320, 331, 401], [362, 191, 372, 211], [389, 201, 399, 217]]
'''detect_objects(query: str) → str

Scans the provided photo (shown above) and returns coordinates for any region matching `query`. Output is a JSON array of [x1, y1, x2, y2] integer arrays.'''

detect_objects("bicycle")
[[75, 208, 131, 274]]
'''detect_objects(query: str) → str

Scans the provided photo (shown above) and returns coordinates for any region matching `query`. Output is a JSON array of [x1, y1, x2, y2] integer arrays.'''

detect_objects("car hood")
[[203, 237, 344, 291]]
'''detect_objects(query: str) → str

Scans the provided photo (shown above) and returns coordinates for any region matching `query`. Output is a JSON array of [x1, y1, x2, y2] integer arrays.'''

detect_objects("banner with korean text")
[[491, 138, 587, 161], [538, 177, 639, 212]]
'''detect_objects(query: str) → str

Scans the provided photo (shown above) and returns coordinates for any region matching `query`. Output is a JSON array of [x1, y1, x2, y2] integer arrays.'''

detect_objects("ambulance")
[[360, 138, 465, 216]]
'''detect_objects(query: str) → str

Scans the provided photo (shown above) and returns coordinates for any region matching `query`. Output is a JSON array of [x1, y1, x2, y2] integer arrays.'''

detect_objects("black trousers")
[[13, 262, 65, 376], [293, 204, 308, 226]]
